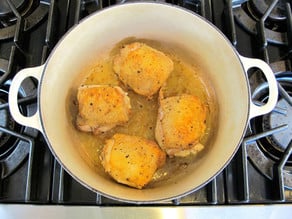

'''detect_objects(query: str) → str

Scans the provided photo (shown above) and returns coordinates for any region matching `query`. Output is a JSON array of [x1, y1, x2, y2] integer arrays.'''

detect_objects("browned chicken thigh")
[[113, 42, 174, 97], [155, 94, 207, 157], [76, 85, 131, 134], [100, 133, 166, 189]]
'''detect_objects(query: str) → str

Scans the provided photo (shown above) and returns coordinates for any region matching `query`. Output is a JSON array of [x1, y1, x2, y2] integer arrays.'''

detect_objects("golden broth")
[[67, 39, 218, 187]]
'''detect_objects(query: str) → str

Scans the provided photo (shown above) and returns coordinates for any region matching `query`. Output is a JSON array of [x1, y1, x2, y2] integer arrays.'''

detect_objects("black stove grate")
[[0, 0, 292, 205]]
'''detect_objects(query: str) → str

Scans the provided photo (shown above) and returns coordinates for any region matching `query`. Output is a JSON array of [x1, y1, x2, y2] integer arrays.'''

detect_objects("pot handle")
[[8, 65, 44, 133], [239, 55, 278, 119]]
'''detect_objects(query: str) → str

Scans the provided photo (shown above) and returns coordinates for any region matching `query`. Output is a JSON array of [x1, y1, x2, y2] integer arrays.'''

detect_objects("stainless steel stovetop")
[[0, 0, 292, 218]]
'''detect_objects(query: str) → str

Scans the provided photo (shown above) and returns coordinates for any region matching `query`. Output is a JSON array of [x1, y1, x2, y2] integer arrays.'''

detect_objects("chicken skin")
[[76, 85, 131, 135], [100, 133, 166, 189], [155, 95, 207, 157], [113, 42, 174, 97]]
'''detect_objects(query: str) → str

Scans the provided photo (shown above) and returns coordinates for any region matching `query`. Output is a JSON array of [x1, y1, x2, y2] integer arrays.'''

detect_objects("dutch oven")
[[9, 2, 278, 203]]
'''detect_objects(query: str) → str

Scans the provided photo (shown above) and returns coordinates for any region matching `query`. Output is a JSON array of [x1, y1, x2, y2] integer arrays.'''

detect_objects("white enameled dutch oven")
[[8, 2, 278, 203]]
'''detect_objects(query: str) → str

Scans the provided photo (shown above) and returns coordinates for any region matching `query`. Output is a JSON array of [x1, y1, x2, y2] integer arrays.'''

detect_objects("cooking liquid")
[[67, 39, 218, 187]]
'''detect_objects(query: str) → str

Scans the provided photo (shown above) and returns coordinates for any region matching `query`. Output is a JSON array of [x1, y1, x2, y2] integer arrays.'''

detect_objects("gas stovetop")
[[0, 0, 292, 207]]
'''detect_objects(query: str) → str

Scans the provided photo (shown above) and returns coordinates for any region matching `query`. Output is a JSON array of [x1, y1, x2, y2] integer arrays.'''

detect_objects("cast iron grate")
[[0, 0, 291, 205]]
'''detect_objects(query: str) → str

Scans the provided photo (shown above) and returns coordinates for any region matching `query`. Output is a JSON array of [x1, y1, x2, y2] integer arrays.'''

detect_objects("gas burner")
[[0, 0, 34, 22], [248, 0, 287, 22], [0, 88, 16, 156], [233, 0, 289, 45], [247, 72, 292, 188], [0, 1, 49, 40], [0, 61, 38, 179], [263, 98, 292, 151], [0, 0, 38, 27]]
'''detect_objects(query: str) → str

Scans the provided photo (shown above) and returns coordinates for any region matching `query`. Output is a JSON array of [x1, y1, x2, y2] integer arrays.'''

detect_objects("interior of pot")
[[39, 2, 250, 202]]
